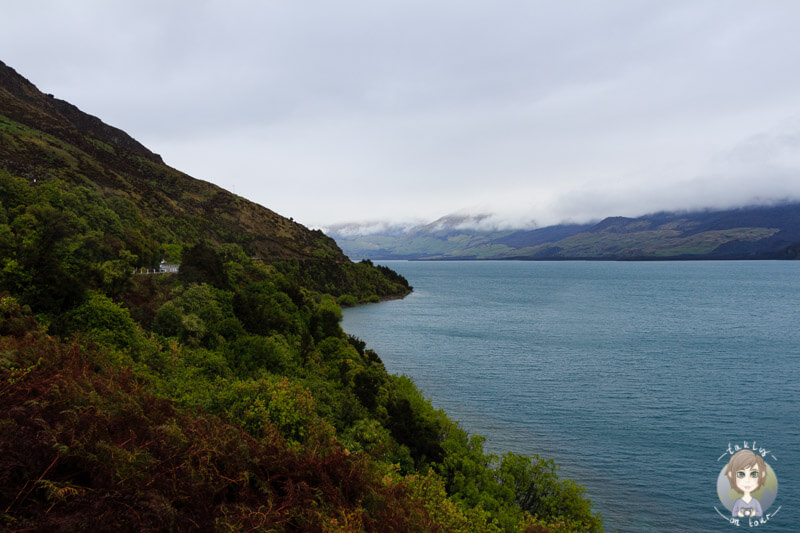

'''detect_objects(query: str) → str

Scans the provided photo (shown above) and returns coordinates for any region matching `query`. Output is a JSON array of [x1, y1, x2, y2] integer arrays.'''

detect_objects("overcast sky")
[[4, 1, 800, 229]]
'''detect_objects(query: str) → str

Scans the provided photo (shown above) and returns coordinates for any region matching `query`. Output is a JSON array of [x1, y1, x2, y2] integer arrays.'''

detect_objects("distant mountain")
[[327, 214, 512, 259], [328, 204, 800, 260]]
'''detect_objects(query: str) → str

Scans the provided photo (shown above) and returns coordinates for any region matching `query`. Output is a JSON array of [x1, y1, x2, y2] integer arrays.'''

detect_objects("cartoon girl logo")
[[716, 449, 779, 521], [726, 450, 767, 517]]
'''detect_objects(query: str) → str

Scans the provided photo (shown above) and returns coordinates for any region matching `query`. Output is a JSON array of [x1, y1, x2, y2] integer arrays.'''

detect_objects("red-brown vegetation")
[[0, 317, 437, 532]]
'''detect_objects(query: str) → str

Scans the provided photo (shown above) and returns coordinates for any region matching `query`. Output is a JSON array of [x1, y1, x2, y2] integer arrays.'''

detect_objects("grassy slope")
[[503, 226, 779, 259]]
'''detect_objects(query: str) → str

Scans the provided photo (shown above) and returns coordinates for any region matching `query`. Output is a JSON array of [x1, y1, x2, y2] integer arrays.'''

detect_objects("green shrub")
[[226, 334, 292, 374], [497, 452, 602, 531], [220, 376, 317, 443], [337, 293, 357, 306], [64, 291, 137, 349]]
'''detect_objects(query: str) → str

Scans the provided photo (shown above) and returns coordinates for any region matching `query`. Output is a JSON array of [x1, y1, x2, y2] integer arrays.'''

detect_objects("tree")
[[179, 242, 228, 289], [497, 452, 602, 531]]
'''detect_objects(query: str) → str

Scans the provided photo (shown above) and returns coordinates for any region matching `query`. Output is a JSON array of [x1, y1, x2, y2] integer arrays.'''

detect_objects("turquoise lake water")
[[341, 260, 799, 532]]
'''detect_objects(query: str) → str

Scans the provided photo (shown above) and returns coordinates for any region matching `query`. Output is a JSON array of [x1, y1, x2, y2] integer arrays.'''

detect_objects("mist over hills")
[[327, 204, 800, 260]]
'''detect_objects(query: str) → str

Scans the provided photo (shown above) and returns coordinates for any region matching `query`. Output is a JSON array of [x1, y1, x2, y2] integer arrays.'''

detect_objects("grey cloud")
[[3, 1, 800, 228]]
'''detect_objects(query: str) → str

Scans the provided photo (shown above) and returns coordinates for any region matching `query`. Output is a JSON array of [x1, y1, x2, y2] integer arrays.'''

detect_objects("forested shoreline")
[[0, 59, 601, 531]]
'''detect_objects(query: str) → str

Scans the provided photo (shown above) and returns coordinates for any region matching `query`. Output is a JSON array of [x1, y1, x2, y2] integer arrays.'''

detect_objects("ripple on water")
[[342, 261, 800, 532]]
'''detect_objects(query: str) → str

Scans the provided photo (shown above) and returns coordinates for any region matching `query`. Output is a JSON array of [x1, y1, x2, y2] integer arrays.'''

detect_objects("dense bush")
[[0, 164, 602, 530], [0, 322, 439, 531]]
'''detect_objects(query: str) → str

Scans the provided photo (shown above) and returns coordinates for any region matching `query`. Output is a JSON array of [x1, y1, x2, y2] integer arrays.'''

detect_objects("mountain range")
[[327, 204, 800, 260]]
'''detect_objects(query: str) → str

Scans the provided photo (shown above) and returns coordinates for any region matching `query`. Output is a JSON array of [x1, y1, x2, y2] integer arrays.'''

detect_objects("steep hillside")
[[0, 60, 600, 532], [0, 59, 343, 263], [329, 205, 800, 260]]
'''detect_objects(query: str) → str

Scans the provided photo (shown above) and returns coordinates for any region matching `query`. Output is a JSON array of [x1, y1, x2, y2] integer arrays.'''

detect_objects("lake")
[[341, 260, 799, 532]]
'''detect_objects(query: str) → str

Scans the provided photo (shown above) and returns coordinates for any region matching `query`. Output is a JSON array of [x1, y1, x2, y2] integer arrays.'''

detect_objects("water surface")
[[342, 261, 799, 532]]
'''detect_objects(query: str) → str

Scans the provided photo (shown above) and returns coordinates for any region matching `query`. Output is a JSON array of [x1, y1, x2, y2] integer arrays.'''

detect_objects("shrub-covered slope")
[[0, 60, 601, 532], [0, 59, 349, 263]]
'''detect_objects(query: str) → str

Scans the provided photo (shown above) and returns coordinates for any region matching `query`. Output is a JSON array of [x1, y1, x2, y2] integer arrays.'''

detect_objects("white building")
[[159, 260, 180, 273]]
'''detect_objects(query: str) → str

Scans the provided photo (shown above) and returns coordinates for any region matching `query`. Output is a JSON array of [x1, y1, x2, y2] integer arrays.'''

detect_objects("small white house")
[[159, 260, 180, 274]]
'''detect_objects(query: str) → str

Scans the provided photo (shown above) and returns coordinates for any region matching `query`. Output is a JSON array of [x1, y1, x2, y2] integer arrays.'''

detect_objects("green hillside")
[[329, 206, 800, 261], [0, 60, 600, 531]]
